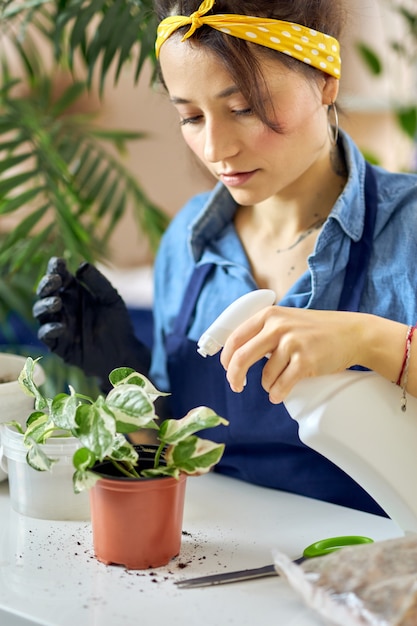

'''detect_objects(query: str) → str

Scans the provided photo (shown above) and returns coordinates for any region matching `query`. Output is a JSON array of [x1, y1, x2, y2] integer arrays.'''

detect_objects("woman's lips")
[[219, 170, 257, 187]]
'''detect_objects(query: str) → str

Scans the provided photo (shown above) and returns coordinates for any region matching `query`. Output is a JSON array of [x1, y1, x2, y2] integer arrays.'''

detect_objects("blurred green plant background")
[[0, 0, 167, 393]]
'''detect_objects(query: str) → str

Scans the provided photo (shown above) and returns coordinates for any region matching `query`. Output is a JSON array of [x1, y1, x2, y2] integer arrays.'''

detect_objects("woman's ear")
[[322, 76, 339, 105]]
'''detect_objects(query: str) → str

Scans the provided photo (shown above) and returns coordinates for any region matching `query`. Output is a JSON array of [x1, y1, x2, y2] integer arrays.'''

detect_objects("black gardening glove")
[[33, 257, 151, 390]]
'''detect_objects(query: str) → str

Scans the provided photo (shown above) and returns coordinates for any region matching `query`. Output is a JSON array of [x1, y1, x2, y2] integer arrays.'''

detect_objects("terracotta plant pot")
[[89, 447, 187, 569]]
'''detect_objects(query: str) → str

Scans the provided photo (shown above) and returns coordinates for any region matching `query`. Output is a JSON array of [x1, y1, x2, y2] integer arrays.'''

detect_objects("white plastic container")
[[0, 425, 90, 521], [284, 370, 417, 534]]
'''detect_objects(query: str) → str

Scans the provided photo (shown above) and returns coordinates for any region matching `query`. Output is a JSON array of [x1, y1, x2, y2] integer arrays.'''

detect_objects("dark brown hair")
[[154, 0, 346, 128]]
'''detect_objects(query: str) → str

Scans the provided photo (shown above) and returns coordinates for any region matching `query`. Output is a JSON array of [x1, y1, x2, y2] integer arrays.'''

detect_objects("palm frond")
[[0, 72, 168, 319], [0, 0, 165, 397], [2, 0, 157, 88]]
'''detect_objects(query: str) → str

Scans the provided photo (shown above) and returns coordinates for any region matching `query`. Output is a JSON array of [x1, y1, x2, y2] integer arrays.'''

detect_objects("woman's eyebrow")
[[170, 85, 240, 105]]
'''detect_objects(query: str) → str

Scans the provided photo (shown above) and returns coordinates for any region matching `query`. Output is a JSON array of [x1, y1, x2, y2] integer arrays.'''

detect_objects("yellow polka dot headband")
[[155, 0, 341, 79]]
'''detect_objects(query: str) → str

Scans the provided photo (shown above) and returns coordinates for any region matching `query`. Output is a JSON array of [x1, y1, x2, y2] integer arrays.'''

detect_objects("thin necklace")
[[276, 217, 326, 254]]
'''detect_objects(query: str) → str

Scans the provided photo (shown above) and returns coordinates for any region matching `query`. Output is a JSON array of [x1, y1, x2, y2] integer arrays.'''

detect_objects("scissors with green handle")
[[175, 535, 373, 588]]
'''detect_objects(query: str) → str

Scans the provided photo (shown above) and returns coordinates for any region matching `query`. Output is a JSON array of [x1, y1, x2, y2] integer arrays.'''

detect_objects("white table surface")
[[0, 472, 402, 626]]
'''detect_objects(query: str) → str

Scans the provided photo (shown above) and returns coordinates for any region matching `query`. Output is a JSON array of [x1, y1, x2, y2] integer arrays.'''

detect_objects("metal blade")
[[175, 563, 278, 588], [175, 557, 306, 588]]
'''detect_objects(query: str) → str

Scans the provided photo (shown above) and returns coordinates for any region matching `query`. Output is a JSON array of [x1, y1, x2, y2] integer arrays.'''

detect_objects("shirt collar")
[[189, 182, 237, 261], [329, 131, 368, 242]]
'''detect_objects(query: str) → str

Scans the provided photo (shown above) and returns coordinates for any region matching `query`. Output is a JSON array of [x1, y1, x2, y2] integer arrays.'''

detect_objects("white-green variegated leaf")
[[108, 368, 170, 402], [108, 434, 139, 464], [50, 388, 80, 430], [72, 447, 96, 472], [73, 398, 116, 459], [105, 384, 157, 433], [24, 412, 53, 445], [73, 469, 101, 494], [165, 436, 225, 475], [141, 466, 180, 479], [108, 367, 139, 386], [5, 420, 24, 434], [18, 357, 47, 411], [26, 440, 58, 471], [159, 407, 229, 444]]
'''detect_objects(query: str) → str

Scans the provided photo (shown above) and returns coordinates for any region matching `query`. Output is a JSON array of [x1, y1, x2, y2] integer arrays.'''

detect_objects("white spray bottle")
[[197, 289, 276, 357], [284, 371, 417, 534]]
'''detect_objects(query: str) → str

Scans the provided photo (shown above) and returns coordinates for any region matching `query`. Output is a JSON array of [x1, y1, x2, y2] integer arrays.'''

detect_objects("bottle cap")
[[197, 334, 222, 357]]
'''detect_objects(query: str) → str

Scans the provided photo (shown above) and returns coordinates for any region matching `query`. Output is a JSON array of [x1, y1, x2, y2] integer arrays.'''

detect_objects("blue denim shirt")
[[151, 130, 417, 391]]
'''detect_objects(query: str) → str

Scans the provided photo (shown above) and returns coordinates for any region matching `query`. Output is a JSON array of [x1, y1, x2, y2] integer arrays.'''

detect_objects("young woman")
[[34, 0, 417, 515]]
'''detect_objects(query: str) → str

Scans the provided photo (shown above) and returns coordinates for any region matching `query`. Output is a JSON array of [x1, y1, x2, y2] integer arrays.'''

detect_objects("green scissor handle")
[[303, 535, 374, 559]]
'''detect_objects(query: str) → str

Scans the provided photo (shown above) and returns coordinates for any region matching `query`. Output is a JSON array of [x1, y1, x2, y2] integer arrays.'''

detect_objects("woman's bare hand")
[[220, 307, 406, 403]]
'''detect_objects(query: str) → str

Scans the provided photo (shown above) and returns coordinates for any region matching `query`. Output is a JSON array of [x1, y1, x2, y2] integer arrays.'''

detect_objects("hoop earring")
[[328, 102, 339, 147]]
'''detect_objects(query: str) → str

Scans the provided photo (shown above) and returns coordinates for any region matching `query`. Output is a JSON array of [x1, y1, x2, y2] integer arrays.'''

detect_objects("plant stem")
[[75, 393, 94, 403], [153, 442, 165, 469], [111, 460, 141, 479], [42, 428, 72, 441]]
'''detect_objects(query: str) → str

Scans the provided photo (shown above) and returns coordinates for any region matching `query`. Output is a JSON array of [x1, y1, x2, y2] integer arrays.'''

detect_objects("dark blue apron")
[[166, 163, 385, 515]]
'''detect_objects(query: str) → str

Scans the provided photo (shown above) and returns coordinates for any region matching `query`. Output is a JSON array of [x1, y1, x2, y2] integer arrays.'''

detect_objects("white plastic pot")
[[0, 425, 90, 521]]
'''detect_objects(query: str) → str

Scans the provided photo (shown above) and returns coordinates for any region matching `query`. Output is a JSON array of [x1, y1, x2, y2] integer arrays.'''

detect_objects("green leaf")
[[108, 434, 138, 464], [90, 128, 147, 143], [141, 466, 180, 479], [0, 205, 48, 246], [18, 357, 47, 411], [73, 446, 96, 471], [361, 150, 381, 166], [108, 367, 138, 386], [110, 369, 170, 401], [26, 439, 58, 472], [159, 407, 229, 445], [73, 399, 116, 459], [397, 7, 417, 34], [0, 152, 33, 174], [134, 12, 158, 83], [0, 138, 25, 152], [73, 468, 101, 494], [69, 0, 104, 52], [50, 81, 87, 117], [396, 107, 417, 141], [0, 170, 37, 196], [355, 42, 383, 75], [0, 186, 45, 215], [5, 223, 55, 273], [165, 436, 226, 475], [4, 421, 25, 435], [97, 0, 132, 91], [50, 390, 81, 430], [24, 412, 52, 445], [105, 384, 157, 433], [1, 0, 51, 21]]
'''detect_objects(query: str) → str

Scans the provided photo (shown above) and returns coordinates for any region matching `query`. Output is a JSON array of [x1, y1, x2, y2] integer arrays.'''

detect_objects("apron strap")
[[172, 263, 214, 336], [338, 162, 378, 312]]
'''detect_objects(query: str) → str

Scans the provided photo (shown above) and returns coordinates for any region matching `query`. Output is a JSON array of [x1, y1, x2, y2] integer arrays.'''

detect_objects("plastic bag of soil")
[[273, 534, 417, 626]]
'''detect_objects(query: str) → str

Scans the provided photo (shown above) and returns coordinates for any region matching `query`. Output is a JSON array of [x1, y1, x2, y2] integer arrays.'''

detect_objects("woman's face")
[[159, 37, 337, 207]]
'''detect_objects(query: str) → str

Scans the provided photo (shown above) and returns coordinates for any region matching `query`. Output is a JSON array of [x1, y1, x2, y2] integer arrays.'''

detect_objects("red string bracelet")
[[396, 323, 417, 412], [396, 326, 414, 386]]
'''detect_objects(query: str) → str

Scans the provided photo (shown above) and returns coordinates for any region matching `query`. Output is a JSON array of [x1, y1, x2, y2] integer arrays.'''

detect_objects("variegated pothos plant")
[[11, 357, 229, 493]]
